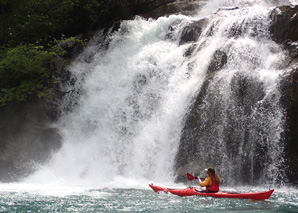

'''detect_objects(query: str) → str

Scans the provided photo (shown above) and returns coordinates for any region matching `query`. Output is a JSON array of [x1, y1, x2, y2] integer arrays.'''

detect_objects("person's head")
[[205, 168, 215, 177], [204, 167, 221, 185]]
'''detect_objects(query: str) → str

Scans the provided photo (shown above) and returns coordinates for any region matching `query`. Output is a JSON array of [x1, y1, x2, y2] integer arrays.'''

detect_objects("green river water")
[[1, 185, 297, 212]]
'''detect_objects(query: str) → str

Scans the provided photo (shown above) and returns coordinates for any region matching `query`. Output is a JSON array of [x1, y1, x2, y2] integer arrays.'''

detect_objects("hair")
[[207, 170, 221, 185]]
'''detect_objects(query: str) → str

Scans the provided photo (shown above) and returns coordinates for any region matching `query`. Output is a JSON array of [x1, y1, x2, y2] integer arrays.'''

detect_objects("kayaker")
[[197, 167, 221, 193]]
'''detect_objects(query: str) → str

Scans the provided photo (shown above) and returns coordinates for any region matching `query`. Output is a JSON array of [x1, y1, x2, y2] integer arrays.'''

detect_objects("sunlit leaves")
[[0, 44, 56, 106]]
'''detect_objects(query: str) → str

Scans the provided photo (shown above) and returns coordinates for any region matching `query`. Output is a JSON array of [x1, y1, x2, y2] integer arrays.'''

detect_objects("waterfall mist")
[[27, 15, 203, 188], [25, 0, 294, 188]]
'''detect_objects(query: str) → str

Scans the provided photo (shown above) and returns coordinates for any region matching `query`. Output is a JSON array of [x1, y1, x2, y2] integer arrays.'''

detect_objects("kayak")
[[149, 184, 274, 200]]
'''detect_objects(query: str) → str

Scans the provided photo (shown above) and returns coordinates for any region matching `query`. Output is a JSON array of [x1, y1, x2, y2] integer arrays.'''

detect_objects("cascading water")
[[175, 3, 287, 186], [27, 15, 203, 188], [25, 0, 293, 188]]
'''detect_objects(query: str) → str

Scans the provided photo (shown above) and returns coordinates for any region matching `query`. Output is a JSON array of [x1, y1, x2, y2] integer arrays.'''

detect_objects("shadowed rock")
[[270, 5, 298, 186], [179, 19, 207, 45]]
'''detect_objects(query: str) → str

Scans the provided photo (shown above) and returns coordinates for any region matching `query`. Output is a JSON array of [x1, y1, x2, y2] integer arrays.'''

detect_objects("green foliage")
[[0, 44, 58, 106], [0, 0, 170, 106], [0, 0, 170, 46], [0, 0, 136, 107], [83, 0, 109, 22], [50, 34, 87, 57], [0, 0, 135, 46], [0, 0, 80, 46]]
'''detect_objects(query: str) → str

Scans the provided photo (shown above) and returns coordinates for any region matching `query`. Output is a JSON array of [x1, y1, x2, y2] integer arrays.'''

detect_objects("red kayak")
[[149, 184, 274, 200]]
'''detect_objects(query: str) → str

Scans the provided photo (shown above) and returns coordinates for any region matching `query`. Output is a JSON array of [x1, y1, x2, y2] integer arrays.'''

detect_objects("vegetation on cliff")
[[0, 44, 58, 106], [0, 0, 172, 107]]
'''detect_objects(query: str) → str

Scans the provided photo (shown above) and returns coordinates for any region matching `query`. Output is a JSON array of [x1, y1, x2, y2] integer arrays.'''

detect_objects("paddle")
[[187, 173, 205, 181]]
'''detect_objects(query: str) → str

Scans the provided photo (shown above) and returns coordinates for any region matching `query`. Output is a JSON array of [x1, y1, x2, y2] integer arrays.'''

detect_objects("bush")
[[0, 0, 170, 106], [0, 44, 57, 106], [0, 0, 80, 46]]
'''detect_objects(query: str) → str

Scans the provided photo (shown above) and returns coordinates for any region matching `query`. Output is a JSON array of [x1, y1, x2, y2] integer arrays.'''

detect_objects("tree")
[[0, 44, 57, 106]]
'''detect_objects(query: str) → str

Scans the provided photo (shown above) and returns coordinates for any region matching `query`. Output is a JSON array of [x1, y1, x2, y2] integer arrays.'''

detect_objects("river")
[[0, 184, 298, 212]]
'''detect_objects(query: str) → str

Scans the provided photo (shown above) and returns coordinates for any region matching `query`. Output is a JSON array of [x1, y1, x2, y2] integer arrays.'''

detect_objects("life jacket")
[[206, 181, 219, 192]]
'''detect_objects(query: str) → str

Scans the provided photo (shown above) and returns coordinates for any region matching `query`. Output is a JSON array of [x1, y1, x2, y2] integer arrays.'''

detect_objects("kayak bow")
[[149, 184, 274, 200]]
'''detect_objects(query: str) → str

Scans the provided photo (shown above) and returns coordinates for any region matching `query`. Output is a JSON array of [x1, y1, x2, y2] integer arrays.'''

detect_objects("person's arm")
[[198, 176, 211, 187]]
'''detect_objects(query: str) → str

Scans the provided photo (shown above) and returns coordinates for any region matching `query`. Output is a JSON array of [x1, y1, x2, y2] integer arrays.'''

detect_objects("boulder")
[[270, 5, 298, 44], [179, 18, 207, 45], [207, 50, 228, 74]]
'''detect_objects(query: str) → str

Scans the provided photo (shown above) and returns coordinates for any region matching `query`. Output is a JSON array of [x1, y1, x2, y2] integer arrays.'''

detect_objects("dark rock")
[[179, 18, 207, 45], [270, 5, 298, 44], [270, 5, 298, 186], [0, 99, 62, 182], [207, 50, 228, 74], [216, 7, 239, 12], [269, 5, 298, 63], [184, 44, 197, 57], [280, 65, 298, 186]]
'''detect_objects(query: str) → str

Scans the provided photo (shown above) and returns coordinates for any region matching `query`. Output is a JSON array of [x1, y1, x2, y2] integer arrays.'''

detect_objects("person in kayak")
[[197, 167, 221, 193]]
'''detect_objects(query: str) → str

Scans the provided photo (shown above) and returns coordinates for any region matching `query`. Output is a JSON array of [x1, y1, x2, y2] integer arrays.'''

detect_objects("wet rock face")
[[174, 5, 298, 186], [207, 50, 228, 74], [270, 5, 298, 186], [174, 73, 266, 184], [270, 5, 298, 45], [0, 99, 62, 182], [280, 66, 298, 186], [179, 19, 207, 45], [270, 5, 298, 62]]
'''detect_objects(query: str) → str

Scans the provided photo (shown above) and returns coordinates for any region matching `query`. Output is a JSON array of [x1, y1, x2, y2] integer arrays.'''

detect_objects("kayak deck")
[[149, 184, 274, 200]]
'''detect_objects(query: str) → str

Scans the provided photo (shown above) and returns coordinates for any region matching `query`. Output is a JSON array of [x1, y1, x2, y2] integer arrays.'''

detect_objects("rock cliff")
[[174, 5, 298, 186], [270, 5, 298, 186]]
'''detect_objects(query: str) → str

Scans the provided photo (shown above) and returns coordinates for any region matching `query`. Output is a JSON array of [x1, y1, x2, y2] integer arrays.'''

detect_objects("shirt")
[[200, 176, 212, 187]]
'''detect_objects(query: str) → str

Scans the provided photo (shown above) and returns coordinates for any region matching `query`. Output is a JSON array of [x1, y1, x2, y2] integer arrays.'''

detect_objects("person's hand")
[[197, 176, 200, 180]]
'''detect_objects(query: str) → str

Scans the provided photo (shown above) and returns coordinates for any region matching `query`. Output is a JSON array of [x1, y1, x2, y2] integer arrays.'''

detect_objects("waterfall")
[[27, 15, 200, 187], [175, 1, 289, 185], [26, 0, 293, 188]]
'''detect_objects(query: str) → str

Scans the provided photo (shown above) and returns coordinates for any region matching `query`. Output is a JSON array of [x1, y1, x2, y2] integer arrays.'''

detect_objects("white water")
[[15, 0, 292, 191], [179, 4, 286, 185], [28, 15, 197, 188]]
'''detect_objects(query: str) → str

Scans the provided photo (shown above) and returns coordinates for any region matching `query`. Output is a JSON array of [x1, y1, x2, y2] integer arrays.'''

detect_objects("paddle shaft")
[[187, 173, 205, 181], [193, 176, 205, 181]]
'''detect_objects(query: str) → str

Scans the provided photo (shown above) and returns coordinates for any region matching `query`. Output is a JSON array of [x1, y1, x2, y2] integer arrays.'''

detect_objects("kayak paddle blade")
[[187, 173, 196, 181]]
